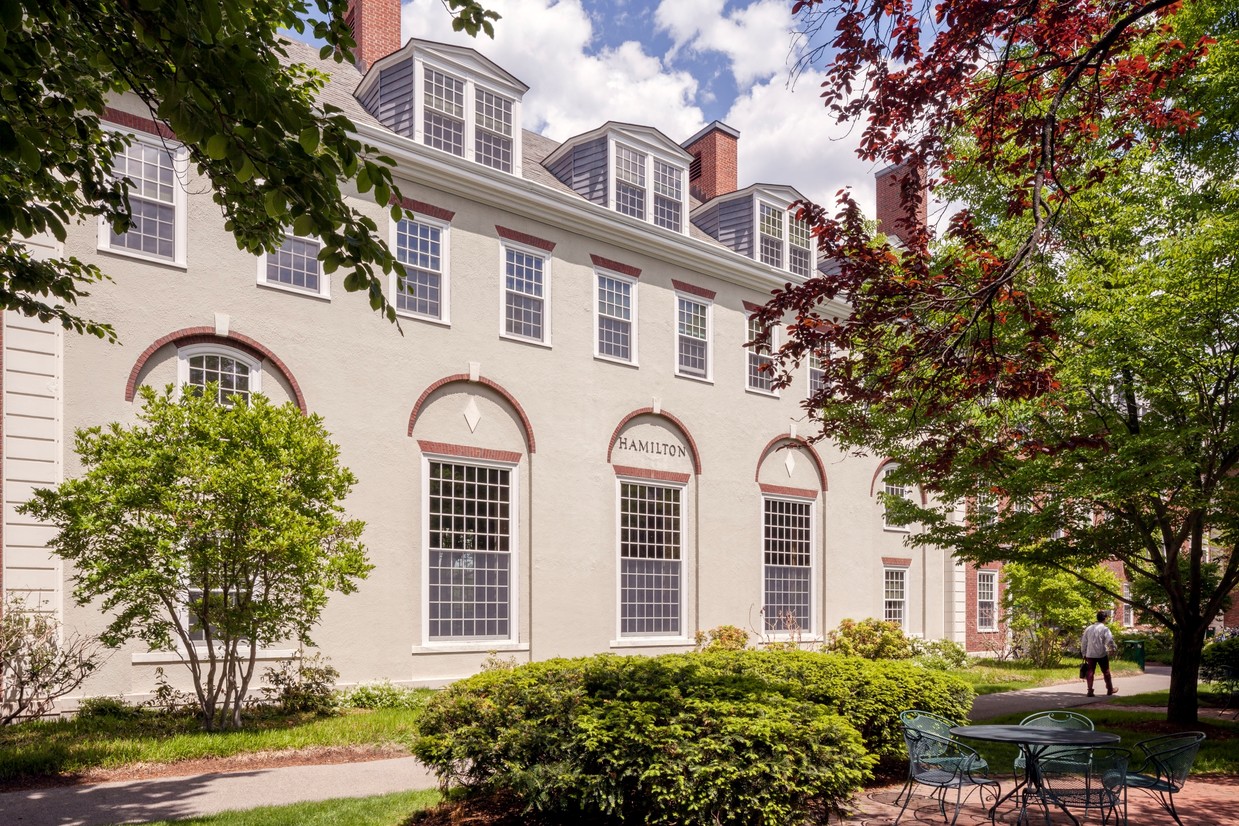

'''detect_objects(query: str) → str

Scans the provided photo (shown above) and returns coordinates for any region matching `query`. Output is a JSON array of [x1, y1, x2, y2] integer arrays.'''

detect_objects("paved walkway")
[[0, 665, 1227, 826]]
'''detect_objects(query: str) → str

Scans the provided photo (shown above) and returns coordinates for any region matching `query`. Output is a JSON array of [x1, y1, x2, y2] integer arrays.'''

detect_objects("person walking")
[[1081, 610, 1118, 697]]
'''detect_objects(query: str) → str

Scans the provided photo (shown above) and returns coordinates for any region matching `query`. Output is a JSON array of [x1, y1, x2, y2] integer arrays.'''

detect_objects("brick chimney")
[[874, 162, 928, 245], [346, 0, 404, 72], [682, 121, 739, 203]]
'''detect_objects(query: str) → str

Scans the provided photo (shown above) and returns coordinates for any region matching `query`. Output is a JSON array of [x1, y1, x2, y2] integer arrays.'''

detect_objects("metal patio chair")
[[896, 725, 1000, 825], [1124, 732, 1205, 826], [1014, 710, 1094, 778], [1039, 746, 1130, 825], [896, 710, 988, 807]]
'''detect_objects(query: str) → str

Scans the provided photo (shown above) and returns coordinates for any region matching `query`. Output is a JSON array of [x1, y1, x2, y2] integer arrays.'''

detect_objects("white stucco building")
[[1, 0, 989, 699]]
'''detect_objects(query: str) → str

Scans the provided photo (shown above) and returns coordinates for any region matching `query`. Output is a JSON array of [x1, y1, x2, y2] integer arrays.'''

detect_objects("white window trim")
[[256, 234, 330, 301], [673, 291, 712, 383], [593, 267, 639, 366], [760, 493, 819, 639], [613, 474, 690, 642], [606, 136, 689, 235], [412, 55, 523, 176], [498, 238, 552, 348], [746, 317, 779, 398], [807, 352, 826, 399], [883, 566, 908, 628], [977, 570, 998, 632], [391, 213, 451, 327], [419, 451, 521, 649], [881, 464, 912, 532], [97, 129, 189, 269], [754, 198, 817, 278], [176, 344, 262, 401]]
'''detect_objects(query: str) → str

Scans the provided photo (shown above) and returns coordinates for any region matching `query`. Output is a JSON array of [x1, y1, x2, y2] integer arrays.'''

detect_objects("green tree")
[[999, 564, 1121, 668], [0, 0, 497, 338], [20, 386, 370, 730]]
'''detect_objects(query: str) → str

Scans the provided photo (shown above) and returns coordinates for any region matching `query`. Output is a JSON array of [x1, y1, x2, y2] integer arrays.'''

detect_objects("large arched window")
[[178, 345, 261, 405], [881, 463, 911, 531]]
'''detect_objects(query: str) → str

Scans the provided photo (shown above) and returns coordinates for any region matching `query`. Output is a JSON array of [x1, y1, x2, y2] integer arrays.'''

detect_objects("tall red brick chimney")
[[874, 162, 928, 245], [346, 0, 404, 72], [682, 121, 739, 203]]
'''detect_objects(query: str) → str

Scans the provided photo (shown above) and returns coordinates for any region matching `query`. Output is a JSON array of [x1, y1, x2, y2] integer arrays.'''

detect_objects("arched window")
[[882, 463, 911, 531], [178, 345, 261, 405]]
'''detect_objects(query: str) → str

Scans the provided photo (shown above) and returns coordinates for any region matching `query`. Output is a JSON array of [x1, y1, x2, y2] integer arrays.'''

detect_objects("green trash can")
[[1121, 639, 1146, 672]]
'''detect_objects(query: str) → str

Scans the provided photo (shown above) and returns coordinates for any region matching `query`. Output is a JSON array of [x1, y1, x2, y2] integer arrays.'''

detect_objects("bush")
[[823, 618, 913, 660], [1202, 637, 1239, 682], [261, 653, 339, 714], [414, 650, 971, 824], [694, 624, 750, 651], [1, 595, 104, 725], [338, 680, 428, 711], [910, 638, 970, 670], [76, 695, 142, 720]]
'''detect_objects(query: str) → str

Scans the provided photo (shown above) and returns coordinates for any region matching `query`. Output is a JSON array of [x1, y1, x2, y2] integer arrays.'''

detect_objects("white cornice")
[[356, 122, 850, 317]]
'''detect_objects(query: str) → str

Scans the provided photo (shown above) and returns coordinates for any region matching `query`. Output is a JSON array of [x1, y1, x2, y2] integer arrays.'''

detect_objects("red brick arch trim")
[[407, 374, 536, 454], [869, 458, 928, 505], [606, 408, 702, 475], [125, 328, 307, 413], [753, 436, 828, 491]]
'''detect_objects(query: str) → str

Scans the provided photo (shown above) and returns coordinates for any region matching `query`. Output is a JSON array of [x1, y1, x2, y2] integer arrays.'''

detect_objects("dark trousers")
[[1086, 656, 1113, 694]]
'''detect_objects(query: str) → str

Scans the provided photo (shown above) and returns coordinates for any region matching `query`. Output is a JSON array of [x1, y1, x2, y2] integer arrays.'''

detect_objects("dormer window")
[[611, 144, 686, 232], [475, 88, 513, 172], [615, 145, 647, 220], [789, 215, 812, 277], [653, 160, 682, 232], [757, 201, 814, 277], [759, 203, 784, 268], [424, 68, 466, 156]]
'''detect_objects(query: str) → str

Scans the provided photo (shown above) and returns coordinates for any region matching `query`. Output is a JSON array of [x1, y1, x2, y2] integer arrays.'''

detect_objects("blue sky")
[[317, 0, 879, 212]]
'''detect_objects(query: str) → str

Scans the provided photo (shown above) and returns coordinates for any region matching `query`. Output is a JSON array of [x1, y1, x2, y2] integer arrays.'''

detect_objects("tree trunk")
[[1167, 626, 1205, 725]]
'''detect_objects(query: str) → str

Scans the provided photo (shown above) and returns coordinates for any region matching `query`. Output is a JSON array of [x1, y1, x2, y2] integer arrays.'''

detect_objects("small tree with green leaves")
[[1000, 563, 1121, 668], [21, 386, 370, 730]]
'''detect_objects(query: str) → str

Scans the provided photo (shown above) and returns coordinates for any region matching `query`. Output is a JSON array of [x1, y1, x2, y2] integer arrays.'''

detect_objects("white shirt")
[[1081, 622, 1115, 659]]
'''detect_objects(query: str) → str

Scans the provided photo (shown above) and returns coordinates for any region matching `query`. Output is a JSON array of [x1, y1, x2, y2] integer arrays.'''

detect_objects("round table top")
[[950, 724, 1121, 747]]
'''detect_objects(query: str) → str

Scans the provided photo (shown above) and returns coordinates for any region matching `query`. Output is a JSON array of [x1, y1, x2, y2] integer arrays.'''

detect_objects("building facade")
[[1, 0, 990, 699]]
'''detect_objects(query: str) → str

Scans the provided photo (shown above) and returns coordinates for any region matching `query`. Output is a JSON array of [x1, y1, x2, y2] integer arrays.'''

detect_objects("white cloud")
[[398, 0, 874, 210], [654, 0, 795, 87], [403, 0, 703, 141]]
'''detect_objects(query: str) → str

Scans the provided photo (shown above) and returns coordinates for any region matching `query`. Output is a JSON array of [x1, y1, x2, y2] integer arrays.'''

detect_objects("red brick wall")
[[684, 127, 738, 203], [965, 561, 1005, 653], [347, 0, 403, 71], [875, 162, 927, 244]]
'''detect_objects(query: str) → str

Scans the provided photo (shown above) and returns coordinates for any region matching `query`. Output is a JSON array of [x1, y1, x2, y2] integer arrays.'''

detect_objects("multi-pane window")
[[763, 498, 812, 633], [747, 316, 776, 393], [615, 145, 646, 221], [1122, 582, 1134, 627], [808, 352, 827, 396], [884, 568, 907, 627], [187, 353, 252, 405], [977, 570, 997, 631], [676, 296, 709, 379], [973, 493, 997, 528], [424, 68, 466, 156], [427, 461, 512, 640], [396, 218, 444, 320], [653, 159, 682, 232], [759, 203, 784, 268], [790, 214, 812, 277], [108, 140, 179, 261], [619, 482, 682, 636], [475, 88, 513, 172], [503, 246, 546, 342], [882, 464, 909, 529], [597, 272, 634, 362], [264, 235, 322, 294]]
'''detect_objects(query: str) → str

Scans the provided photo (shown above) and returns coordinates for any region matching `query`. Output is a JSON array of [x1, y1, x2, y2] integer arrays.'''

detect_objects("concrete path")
[[0, 666, 1212, 825], [0, 757, 437, 826], [970, 664, 1172, 720]]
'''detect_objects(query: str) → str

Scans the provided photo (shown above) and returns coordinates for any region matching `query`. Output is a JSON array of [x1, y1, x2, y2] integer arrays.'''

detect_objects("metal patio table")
[[951, 724, 1121, 825]]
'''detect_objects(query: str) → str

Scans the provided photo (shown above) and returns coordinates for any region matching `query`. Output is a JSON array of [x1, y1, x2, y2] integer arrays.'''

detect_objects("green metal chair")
[[896, 710, 988, 807], [1014, 710, 1094, 777], [1039, 746, 1130, 825], [1124, 732, 1205, 826], [896, 727, 1001, 826]]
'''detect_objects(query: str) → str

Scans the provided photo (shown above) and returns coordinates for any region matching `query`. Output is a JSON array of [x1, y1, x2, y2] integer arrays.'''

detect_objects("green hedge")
[[413, 650, 971, 825]]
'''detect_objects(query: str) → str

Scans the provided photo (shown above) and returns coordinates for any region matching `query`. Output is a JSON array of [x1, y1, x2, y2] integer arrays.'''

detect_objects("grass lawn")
[[0, 707, 425, 784], [953, 658, 1144, 695], [141, 789, 441, 826]]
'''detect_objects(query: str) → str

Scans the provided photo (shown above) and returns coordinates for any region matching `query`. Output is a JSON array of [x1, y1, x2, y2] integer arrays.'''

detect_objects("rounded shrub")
[[414, 650, 971, 824], [823, 617, 913, 659]]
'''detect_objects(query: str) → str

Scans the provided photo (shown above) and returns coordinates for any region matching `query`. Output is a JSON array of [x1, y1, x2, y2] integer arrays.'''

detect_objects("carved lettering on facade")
[[615, 435, 687, 458]]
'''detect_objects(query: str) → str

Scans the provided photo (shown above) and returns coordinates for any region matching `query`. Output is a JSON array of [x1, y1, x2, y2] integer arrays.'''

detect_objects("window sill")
[[258, 281, 331, 302], [499, 333, 552, 350], [609, 637, 696, 649], [395, 310, 451, 328], [131, 648, 297, 665], [595, 354, 639, 369], [411, 642, 529, 655], [98, 246, 188, 271], [745, 387, 780, 399], [883, 526, 913, 534], [675, 372, 713, 385]]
